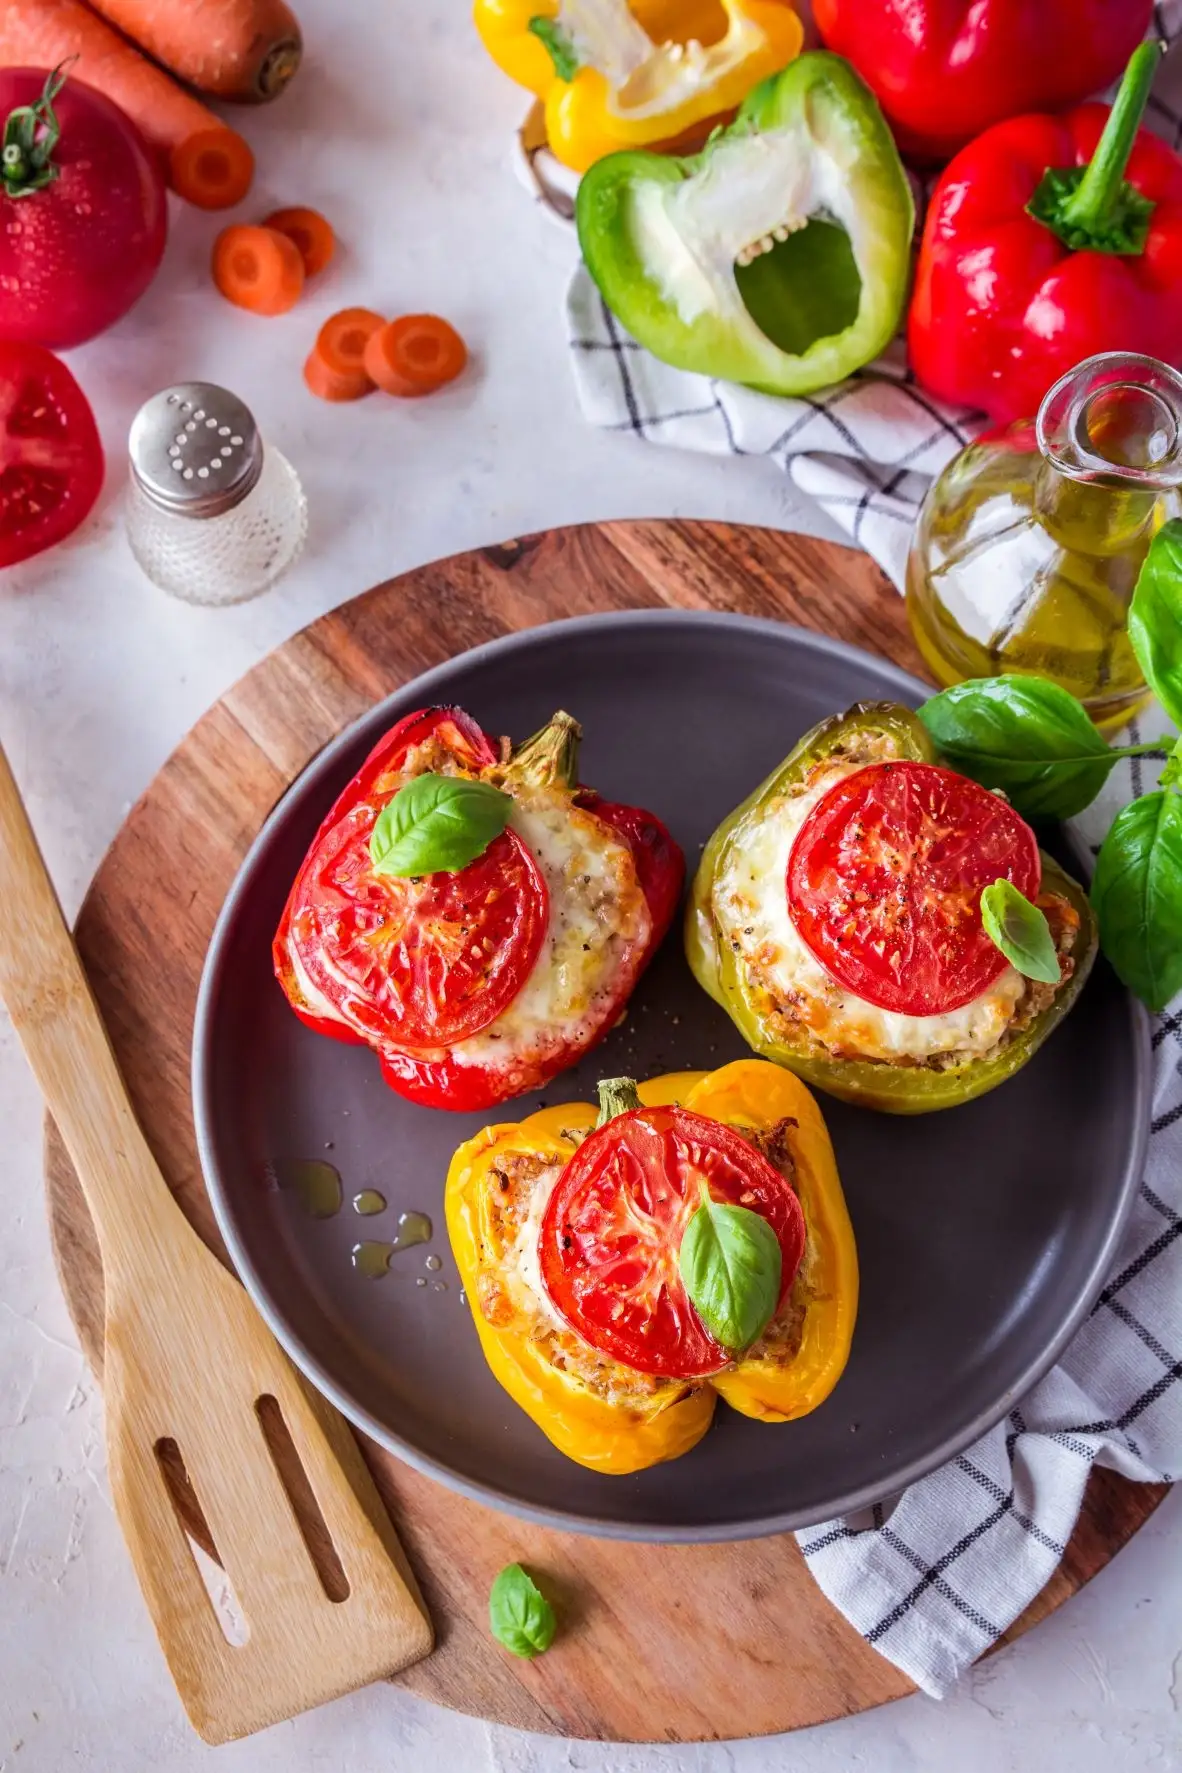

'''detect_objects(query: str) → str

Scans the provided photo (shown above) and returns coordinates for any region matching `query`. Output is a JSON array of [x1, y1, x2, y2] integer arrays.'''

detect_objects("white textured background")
[[1, 4, 1181, 1768]]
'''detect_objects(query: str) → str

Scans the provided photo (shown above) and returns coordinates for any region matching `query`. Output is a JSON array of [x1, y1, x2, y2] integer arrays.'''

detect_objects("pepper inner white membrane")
[[625, 120, 870, 352], [556, 0, 767, 120]]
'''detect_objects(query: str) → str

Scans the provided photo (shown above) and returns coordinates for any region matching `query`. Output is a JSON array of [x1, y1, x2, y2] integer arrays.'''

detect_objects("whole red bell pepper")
[[273, 703, 684, 1112], [909, 44, 1182, 424], [813, 0, 1153, 163]]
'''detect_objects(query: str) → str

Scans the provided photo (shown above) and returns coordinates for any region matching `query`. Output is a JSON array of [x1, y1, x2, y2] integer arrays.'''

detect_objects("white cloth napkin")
[[561, 3, 1182, 1698]]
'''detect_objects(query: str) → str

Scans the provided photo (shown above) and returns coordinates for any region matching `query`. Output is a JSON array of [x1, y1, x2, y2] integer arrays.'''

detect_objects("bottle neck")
[[1034, 352, 1182, 553]]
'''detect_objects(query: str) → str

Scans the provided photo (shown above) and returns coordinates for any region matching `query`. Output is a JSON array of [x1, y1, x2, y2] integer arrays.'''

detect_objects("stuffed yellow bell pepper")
[[474, 0, 804, 172], [445, 1060, 857, 1474]]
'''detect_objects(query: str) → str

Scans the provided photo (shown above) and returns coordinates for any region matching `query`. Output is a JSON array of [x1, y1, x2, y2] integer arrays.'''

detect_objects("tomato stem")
[[595, 1077, 643, 1127], [503, 709, 582, 791], [1, 60, 75, 199]]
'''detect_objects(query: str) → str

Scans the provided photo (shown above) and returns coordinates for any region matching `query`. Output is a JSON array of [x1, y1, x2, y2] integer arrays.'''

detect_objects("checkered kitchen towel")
[[560, 3, 1182, 1699]]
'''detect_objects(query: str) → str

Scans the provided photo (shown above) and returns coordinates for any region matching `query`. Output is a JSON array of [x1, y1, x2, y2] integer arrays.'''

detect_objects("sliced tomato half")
[[0, 342, 103, 569], [539, 1105, 806, 1380], [786, 761, 1041, 1018], [286, 819, 547, 1049], [276, 705, 547, 1050]]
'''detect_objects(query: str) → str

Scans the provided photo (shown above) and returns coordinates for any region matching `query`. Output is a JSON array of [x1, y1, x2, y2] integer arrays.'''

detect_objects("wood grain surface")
[[43, 521, 1169, 1742]]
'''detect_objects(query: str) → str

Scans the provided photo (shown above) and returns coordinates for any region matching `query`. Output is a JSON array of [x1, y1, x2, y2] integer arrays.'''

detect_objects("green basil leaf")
[[1129, 519, 1182, 730], [528, 15, 580, 81], [919, 676, 1115, 820], [489, 1564, 557, 1659], [678, 1184, 781, 1353], [1091, 790, 1182, 1011], [980, 880, 1061, 984], [369, 773, 512, 877]]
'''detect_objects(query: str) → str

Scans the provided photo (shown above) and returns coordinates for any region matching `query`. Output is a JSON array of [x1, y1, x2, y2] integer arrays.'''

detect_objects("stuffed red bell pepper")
[[273, 705, 684, 1111], [909, 43, 1182, 423], [813, 0, 1152, 163]]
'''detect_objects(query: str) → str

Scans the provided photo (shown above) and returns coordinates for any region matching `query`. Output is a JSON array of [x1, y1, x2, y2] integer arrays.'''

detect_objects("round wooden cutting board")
[[45, 521, 1168, 1742]]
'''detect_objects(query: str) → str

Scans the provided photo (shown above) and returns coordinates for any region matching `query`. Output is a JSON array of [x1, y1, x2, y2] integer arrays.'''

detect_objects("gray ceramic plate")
[[193, 611, 1150, 1541]]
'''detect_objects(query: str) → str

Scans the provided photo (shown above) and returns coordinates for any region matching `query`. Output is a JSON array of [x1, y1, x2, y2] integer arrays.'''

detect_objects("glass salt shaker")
[[126, 383, 307, 605]]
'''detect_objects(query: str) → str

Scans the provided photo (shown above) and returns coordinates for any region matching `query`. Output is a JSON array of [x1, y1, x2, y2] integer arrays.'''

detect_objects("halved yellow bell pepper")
[[445, 1059, 858, 1474], [474, 0, 805, 172]]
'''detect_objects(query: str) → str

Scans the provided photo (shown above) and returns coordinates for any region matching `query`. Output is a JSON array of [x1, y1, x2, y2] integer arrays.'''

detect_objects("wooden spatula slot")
[[154, 1436, 250, 1648], [155, 1432, 220, 1562], [255, 1393, 351, 1604]]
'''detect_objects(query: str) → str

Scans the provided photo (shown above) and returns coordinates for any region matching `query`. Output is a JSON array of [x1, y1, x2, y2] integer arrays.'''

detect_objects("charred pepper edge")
[[685, 702, 1100, 1115]]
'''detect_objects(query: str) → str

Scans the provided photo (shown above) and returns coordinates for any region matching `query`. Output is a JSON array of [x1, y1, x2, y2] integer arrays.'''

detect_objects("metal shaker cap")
[[128, 383, 263, 519]]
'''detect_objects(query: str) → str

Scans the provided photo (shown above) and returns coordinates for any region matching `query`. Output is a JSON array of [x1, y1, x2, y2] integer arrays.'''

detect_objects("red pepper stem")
[[595, 1077, 643, 1127], [1059, 41, 1162, 234], [502, 709, 582, 791]]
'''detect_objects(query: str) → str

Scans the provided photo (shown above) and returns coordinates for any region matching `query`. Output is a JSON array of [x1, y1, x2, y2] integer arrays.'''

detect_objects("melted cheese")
[[451, 788, 650, 1070], [713, 765, 1027, 1063], [502, 1160, 565, 1327]]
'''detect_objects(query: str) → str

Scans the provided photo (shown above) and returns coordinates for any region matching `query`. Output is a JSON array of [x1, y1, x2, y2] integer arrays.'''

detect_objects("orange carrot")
[[86, 0, 302, 103], [315, 308, 384, 372], [363, 315, 468, 398], [0, 0, 255, 200], [303, 351, 372, 403], [264, 207, 335, 277], [303, 311, 384, 402], [212, 225, 304, 316], [171, 129, 255, 210]]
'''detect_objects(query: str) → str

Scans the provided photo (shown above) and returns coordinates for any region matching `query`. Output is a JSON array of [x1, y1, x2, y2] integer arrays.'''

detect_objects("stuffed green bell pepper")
[[575, 51, 914, 397], [686, 703, 1097, 1114]]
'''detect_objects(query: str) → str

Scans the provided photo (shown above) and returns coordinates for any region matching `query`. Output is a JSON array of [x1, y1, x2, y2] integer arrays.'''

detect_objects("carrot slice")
[[212, 225, 304, 315], [314, 308, 385, 375], [363, 315, 468, 397], [264, 207, 336, 277], [303, 351, 373, 403], [172, 128, 256, 210]]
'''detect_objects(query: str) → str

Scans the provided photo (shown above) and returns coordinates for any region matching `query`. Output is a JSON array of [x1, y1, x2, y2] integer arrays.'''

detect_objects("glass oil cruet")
[[905, 352, 1182, 729]]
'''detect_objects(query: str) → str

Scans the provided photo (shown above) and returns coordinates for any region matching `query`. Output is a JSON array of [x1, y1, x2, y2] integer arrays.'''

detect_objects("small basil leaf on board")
[[980, 880, 1061, 984], [919, 676, 1115, 819], [1091, 790, 1182, 1011], [1129, 519, 1182, 730], [369, 773, 512, 877], [678, 1184, 781, 1353], [489, 1564, 557, 1659]]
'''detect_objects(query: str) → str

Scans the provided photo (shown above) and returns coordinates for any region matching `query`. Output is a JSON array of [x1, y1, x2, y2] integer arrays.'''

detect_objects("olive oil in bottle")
[[906, 352, 1182, 729]]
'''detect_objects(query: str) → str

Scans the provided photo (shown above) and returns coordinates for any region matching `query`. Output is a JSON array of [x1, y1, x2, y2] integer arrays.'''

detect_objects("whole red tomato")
[[0, 66, 167, 349]]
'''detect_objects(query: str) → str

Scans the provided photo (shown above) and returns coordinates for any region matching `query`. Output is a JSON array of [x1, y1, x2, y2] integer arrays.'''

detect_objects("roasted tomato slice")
[[279, 705, 547, 1049], [539, 1105, 806, 1379], [786, 761, 1041, 1017], [0, 342, 103, 568]]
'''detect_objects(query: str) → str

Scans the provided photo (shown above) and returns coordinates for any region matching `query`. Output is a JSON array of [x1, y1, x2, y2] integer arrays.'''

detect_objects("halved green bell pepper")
[[686, 702, 1099, 1114], [575, 51, 914, 396]]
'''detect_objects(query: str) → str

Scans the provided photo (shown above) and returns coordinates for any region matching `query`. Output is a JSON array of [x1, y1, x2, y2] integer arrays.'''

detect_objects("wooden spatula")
[[0, 739, 433, 1743]]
